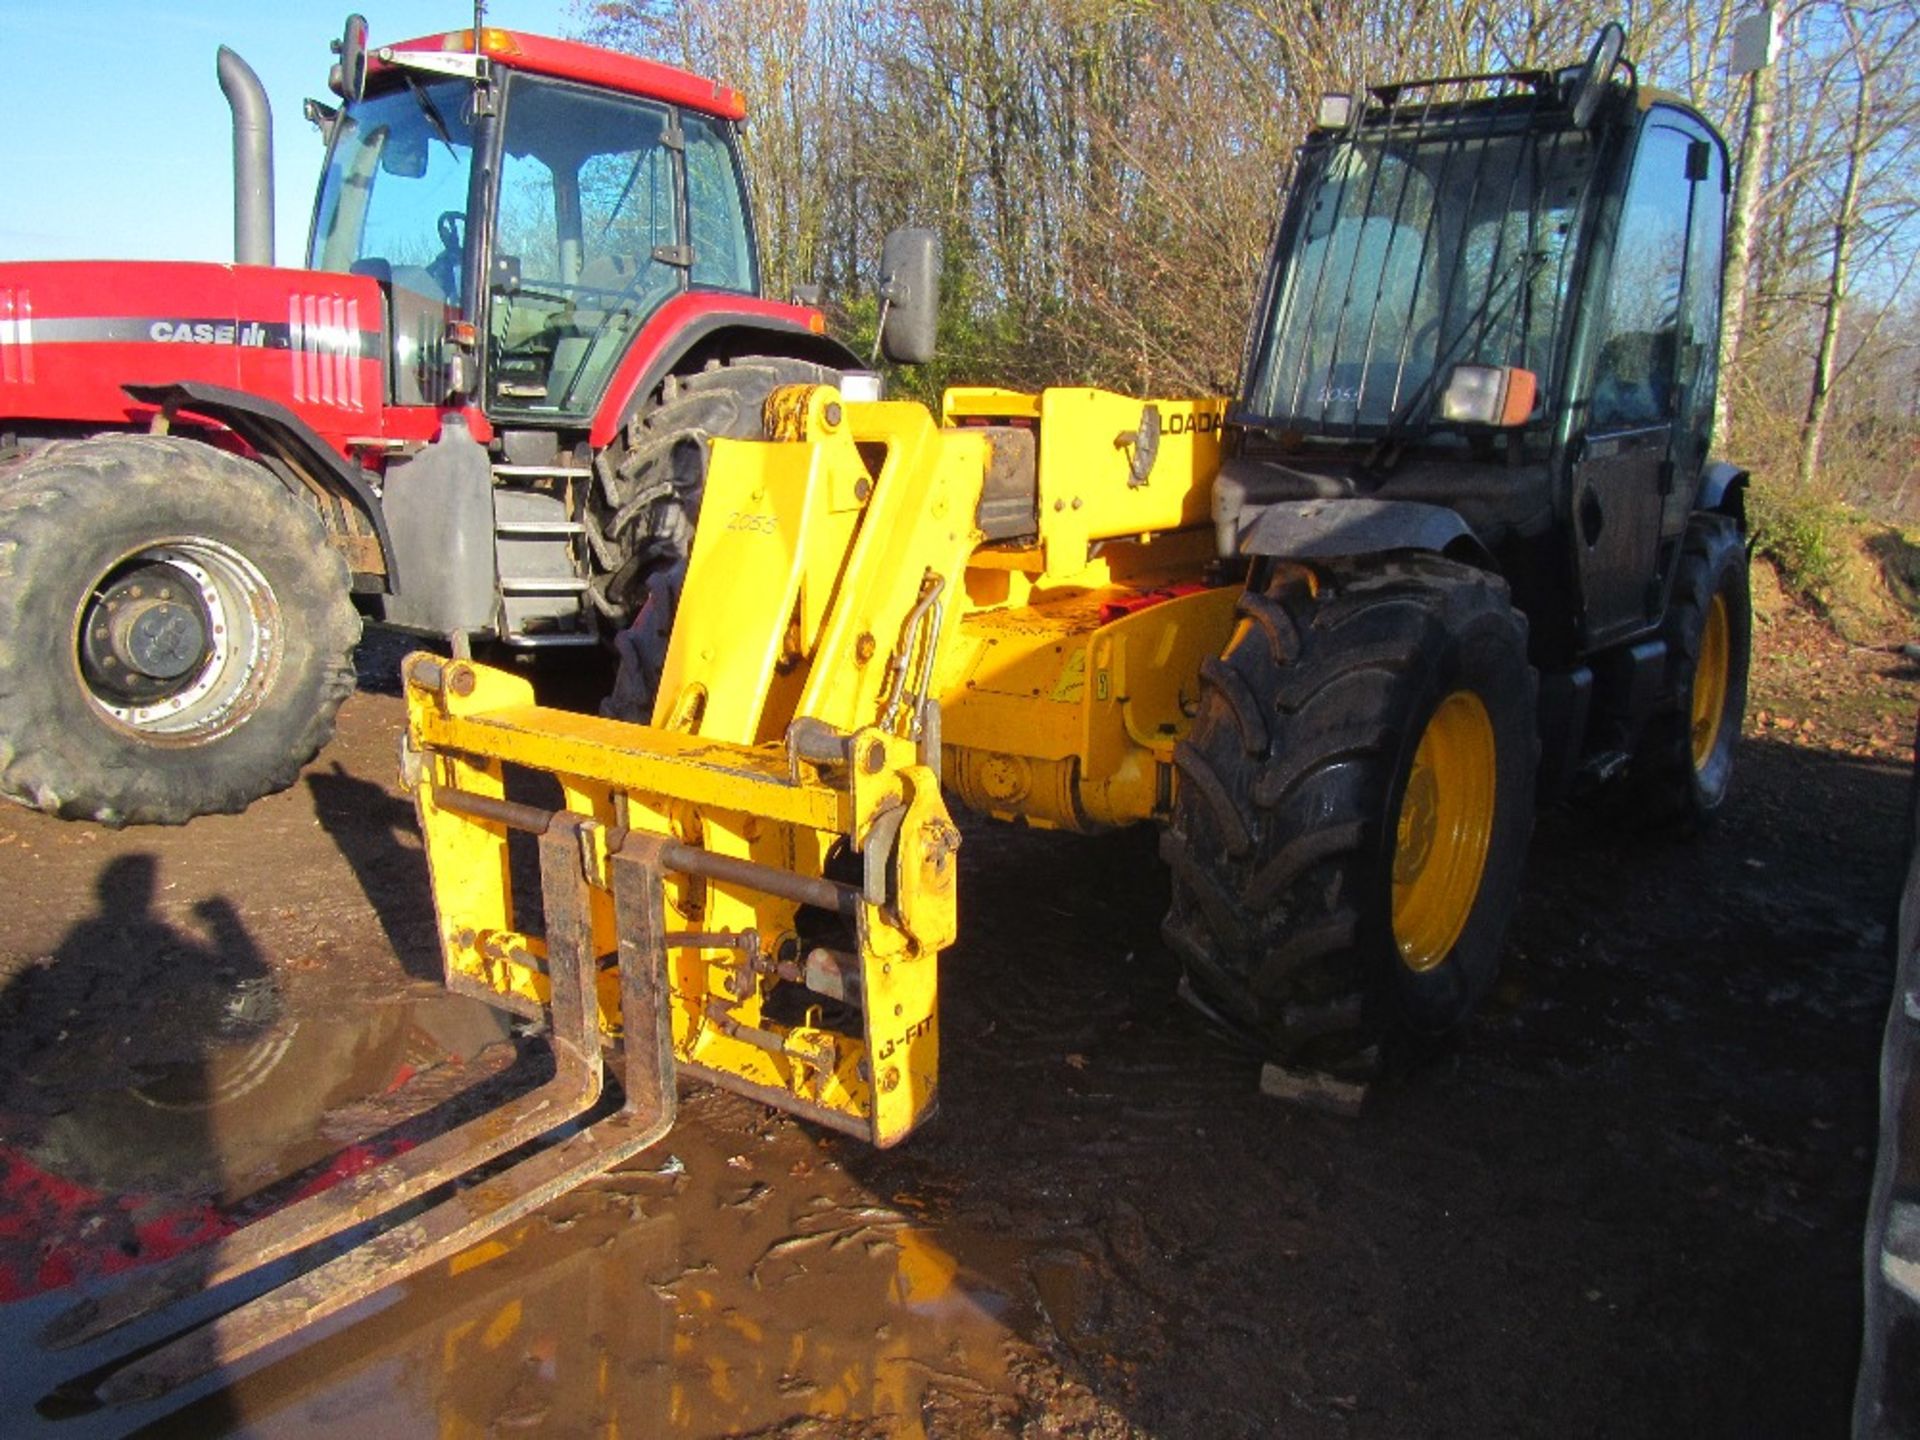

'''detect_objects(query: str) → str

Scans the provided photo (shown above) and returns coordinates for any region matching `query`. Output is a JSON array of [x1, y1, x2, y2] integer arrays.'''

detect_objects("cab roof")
[[377, 29, 746, 121]]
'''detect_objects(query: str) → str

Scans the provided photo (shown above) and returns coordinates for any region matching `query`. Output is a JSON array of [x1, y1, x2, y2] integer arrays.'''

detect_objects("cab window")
[[684, 114, 757, 293], [487, 77, 683, 416], [1588, 122, 1694, 430]]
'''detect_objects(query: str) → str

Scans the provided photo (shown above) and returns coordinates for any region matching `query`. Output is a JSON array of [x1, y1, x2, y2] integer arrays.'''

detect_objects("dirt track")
[[0, 593, 1912, 1438]]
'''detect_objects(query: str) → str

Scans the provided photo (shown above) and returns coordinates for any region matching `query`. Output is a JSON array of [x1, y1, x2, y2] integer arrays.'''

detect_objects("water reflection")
[[156, 1092, 1023, 1439], [1, 855, 1021, 1437], [0, 982, 515, 1437]]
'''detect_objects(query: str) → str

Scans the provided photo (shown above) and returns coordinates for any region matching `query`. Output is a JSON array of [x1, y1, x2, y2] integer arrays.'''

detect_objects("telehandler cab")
[[43, 27, 1752, 1403]]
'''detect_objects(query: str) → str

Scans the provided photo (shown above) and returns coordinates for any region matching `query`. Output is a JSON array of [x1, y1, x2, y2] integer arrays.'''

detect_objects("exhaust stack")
[[217, 46, 274, 267]]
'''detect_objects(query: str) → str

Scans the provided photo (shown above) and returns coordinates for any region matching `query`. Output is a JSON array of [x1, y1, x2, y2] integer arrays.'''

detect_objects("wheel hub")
[[74, 540, 271, 738], [80, 563, 214, 705], [1391, 690, 1498, 973], [1396, 769, 1440, 877]]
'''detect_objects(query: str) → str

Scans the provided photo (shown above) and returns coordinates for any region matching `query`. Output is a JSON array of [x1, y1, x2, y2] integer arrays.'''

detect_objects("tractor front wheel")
[[1162, 559, 1538, 1069], [0, 435, 360, 826]]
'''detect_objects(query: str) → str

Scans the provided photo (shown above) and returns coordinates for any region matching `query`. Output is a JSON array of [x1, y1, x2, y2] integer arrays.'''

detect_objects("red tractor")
[[0, 17, 936, 825]]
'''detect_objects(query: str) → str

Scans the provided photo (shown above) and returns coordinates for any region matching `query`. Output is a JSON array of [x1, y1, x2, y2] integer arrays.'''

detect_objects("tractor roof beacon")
[[0, 16, 934, 827]]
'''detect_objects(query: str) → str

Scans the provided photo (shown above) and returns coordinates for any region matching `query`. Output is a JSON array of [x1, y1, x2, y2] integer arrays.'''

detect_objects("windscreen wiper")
[[403, 75, 461, 163]]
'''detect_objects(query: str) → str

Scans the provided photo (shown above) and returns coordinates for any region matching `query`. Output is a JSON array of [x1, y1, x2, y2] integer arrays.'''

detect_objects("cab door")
[[1571, 108, 1726, 650]]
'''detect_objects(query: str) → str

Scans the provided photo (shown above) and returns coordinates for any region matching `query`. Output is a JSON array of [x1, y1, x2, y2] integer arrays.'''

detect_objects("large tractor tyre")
[[1162, 559, 1539, 1070], [0, 435, 360, 826], [1621, 513, 1751, 828], [595, 354, 840, 721]]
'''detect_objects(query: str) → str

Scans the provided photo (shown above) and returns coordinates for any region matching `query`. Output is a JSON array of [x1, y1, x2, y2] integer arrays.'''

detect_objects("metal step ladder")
[[492, 463, 599, 645]]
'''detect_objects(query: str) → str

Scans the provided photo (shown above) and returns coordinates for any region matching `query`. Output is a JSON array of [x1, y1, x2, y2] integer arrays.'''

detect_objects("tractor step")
[[493, 518, 587, 537], [41, 823, 678, 1406]]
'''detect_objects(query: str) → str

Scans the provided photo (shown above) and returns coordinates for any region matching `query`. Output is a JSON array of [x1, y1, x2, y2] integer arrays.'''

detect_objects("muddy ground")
[[0, 574, 1913, 1439]]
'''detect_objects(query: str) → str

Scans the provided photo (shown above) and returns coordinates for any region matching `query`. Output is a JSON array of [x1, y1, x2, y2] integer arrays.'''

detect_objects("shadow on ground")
[[822, 733, 1905, 1437], [306, 764, 440, 983]]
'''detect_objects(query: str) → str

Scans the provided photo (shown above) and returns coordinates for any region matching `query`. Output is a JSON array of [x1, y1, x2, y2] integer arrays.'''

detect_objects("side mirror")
[[876, 227, 941, 366], [330, 13, 369, 104], [1569, 23, 1625, 129]]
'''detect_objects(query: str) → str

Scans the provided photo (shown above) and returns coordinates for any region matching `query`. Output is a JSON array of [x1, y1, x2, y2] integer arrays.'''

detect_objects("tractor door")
[[309, 76, 479, 408], [1570, 107, 1726, 650], [482, 78, 758, 421]]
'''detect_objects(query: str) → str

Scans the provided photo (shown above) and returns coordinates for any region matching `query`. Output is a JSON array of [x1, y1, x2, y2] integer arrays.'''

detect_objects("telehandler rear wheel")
[[0, 436, 360, 826], [1622, 513, 1750, 828], [1162, 559, 1538, 1069]]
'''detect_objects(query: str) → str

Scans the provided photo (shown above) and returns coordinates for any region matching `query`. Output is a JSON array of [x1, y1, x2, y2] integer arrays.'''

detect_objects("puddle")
[[0, 991, 514, 1311], [20, 994, 508, 1208], [0, 1059, 1032, 1438], [175, 1095, 1023, 1437]]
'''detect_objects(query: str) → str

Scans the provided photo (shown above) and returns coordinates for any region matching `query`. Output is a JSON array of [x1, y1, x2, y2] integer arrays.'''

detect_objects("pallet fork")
[[39, 808, 680, 1403], [38, 381, 1235, 1403]]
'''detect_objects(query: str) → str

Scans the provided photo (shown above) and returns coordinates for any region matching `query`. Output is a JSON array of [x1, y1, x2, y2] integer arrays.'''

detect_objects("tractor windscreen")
[[1243, 102, 1596, 439], [309, 78, 477, 304]]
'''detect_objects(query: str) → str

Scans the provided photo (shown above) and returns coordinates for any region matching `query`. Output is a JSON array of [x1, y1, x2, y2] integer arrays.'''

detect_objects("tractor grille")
[[287, 292, 364, 411]]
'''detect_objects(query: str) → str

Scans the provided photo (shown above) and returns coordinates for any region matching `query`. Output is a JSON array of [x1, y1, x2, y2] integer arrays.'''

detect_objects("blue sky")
[[0, 2, 581, 263]]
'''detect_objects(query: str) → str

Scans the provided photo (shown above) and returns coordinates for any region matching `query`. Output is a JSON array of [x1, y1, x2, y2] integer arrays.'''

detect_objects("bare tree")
[[581, 0, 1919, 505]]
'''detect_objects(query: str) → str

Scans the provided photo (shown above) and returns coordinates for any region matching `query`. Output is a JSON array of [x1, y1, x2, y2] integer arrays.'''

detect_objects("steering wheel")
[[427, 211, 467, 303]]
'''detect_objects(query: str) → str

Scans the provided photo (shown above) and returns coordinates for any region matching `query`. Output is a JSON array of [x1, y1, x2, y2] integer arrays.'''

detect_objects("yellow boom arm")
[[405, 383, 1236, 1145]]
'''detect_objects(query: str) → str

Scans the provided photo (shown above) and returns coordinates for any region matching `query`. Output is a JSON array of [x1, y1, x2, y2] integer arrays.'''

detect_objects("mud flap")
[[375, 413, 496, 633]]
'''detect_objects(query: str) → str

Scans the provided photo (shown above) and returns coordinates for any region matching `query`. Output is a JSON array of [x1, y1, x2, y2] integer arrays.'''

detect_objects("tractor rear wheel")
[[594, 355, 841, 721], [1162, 559, 1538, 1069], [1622, 512, 1750, 828], [0, 435, 360, 826]]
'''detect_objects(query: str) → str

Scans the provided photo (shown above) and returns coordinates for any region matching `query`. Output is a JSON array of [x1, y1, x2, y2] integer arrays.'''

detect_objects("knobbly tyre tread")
[[0, 435, 360, 826], [1620, 512, 1751, 828], [1162, 558, 1538, 1068], [594, 356, 841, 720]]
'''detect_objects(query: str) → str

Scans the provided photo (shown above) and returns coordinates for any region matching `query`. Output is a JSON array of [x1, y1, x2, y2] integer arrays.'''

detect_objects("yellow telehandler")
[[45, 26, 1753, 1401]]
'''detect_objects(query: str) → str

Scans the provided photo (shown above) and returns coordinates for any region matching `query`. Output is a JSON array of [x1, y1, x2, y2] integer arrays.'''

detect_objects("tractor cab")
[[306, 26, 760, 420]]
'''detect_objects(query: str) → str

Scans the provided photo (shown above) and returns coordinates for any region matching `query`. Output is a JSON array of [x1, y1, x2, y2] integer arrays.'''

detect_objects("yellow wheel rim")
[[1690, 594, 1731, 773], [1392, 690, 1498, 973]]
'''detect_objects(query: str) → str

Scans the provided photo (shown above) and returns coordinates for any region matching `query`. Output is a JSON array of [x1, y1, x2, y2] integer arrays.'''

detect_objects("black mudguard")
[[1698, 459, 1749, 527], [123, 380, 398, 591], [1236, 495, 1493, 569]]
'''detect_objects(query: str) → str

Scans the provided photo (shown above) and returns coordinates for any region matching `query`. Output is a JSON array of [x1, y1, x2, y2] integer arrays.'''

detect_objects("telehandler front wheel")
[[1162, 560, 1538, 1069], [1623, 513, 1750, 828], [0, 435, 360, 826]]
